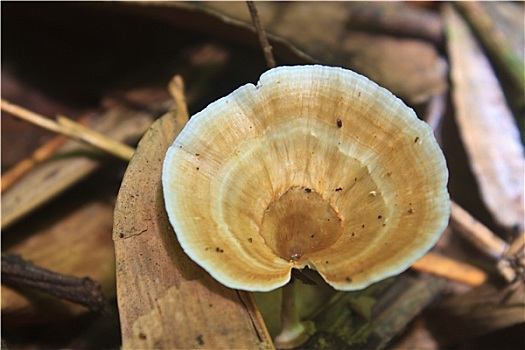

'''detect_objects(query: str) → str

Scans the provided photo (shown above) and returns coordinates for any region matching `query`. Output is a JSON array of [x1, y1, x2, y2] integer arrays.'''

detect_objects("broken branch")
[[1, 253, 107, 313]]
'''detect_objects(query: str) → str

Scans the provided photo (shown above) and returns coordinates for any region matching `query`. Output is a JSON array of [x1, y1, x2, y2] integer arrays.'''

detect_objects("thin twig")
[[168, 75, 190, 124], [1, 99, 135, 161], [246, 1, 276, 68], [450, 200, 509, 260], [1, 253, 107, 313], [1, 134, 68, 193], [412, 251, 487, 286], [497, 232, 525, 282]]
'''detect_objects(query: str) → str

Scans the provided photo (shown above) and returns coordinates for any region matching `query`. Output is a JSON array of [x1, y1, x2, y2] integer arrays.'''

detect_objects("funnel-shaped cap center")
[[259, 187, 343, 263]]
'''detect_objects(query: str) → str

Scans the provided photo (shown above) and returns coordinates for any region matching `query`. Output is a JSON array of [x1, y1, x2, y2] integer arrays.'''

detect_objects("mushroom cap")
[[162, 65, 449, 292]]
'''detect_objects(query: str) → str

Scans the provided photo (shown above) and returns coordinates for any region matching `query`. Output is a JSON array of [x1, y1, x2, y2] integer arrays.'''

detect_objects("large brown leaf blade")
[[112, 110, 272, 349], [446, 5, 524, 231]]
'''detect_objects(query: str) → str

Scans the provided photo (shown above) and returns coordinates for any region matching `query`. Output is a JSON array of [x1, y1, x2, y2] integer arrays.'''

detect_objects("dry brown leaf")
[[130, 1, 447, 105], [446, 5, 524, 231], [113, 110, 272, 349], [204, 1, 447, 105]]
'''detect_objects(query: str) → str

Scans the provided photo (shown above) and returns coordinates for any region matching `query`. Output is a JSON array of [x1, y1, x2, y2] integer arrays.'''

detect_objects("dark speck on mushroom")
[[248, 237, 253, 243], [305, 188, 312, 193], [378, 215, 382, 219], [335, 187, 343, 192], [196, 334, 204, 346], [196, 167, 200, 170], [215, 247, 224, 253], [346, 277, 353, 282], [337, 117, 342, 128], [362, 224, 365, 228], [414, 136, 419, 143]]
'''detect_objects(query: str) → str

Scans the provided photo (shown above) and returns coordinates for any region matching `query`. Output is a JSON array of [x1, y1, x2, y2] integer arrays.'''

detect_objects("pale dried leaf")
[[446, 6, 525, 231]]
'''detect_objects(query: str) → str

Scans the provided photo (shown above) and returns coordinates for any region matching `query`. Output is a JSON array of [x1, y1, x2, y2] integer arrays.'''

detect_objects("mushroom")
[[162, 65, 450, 348]]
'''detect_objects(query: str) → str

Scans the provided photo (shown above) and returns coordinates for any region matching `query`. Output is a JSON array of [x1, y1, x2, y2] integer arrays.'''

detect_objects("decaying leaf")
[[429, 281, 525, 344], [446, 5, 524, 231], [130, 1, 447, 105], [113, 110, 272, 349]]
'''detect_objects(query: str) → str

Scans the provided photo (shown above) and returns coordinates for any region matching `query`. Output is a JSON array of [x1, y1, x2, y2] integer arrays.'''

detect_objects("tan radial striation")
[[162, 65, 449, 292]]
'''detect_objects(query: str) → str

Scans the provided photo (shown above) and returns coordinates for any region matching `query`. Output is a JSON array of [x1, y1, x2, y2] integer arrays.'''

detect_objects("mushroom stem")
[[274, 279, 314, 349]]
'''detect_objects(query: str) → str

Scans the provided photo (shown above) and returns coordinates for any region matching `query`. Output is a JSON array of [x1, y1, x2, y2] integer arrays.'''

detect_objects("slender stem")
[[281, 281, 300, 334], [274, 280, 313, 349], [246, 1, 276, 68]]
